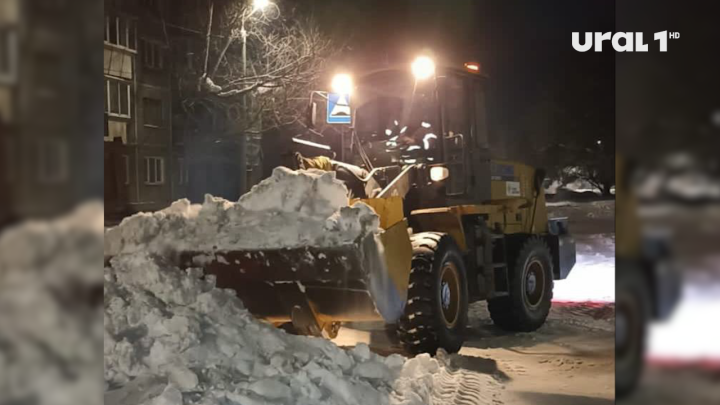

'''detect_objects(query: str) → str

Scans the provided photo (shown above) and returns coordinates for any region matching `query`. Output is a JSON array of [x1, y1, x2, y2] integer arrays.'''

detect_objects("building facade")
[[104, 0, 186, 220]]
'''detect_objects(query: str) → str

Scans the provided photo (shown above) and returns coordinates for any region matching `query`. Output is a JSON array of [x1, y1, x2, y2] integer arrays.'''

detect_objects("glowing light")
[[331, 73, 353, 95], [292, 137, 330, 150], [421, 122, 431, 128], [385, 129, 392, 136], [430, 166, 449, 182], [411, 56, 435, 80], [464, 62, 481, 72], [253, 0, 270, 11]]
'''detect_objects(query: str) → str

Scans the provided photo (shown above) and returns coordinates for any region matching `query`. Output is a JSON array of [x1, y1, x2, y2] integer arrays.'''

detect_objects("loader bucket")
[[176, 231, 409, 329]]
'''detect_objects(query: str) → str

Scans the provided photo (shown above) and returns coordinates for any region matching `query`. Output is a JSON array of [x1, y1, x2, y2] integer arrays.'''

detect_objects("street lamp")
[[240, 0, 272, 194], [331, 73, 353, 95], [253, 0, 270, 12], [411, 56, 435, 80], [243, 0, 272, 79]]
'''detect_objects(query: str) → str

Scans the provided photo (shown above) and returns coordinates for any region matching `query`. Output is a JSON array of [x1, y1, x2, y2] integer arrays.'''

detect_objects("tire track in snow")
[[429, 354, 504, 405]]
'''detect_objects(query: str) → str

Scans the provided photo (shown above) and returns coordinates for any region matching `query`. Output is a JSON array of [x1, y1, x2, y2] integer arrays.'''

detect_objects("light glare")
[[331, 73, 353, 95], [253, 0, 270, 11], [430, 166, 449, 182], [411, 56, 435, 80]]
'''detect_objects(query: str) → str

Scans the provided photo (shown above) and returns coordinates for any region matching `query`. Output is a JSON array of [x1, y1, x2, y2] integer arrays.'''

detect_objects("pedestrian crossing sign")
[[327, 93, 351, 124]]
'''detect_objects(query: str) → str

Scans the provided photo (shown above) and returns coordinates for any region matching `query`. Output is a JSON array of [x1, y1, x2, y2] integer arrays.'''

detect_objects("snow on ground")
[[104, 168, 502, 405], [648, 268, 720, 363], [553, 234, 616, 303], [0, 202, 105, 405], [105, 167, 380, 257], [547, 199, 616, 304], [104, 252, 501, 405]]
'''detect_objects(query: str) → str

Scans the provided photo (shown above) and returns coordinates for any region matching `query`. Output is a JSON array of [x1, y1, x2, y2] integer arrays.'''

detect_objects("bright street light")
[[253, 0, 270, 12], [331, 73, 353, 95], [411, 56, 435, 80]]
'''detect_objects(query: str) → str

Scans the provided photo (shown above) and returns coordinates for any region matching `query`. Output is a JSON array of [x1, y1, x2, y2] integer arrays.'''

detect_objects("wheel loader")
[[178, 58, 577, 355]]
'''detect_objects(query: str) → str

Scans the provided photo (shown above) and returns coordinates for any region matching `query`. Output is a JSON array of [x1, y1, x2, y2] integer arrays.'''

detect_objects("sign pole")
[[340, 126, 345, 162]]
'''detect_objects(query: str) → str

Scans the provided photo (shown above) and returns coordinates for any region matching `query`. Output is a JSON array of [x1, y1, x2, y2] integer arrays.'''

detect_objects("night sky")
[[303, 0, 615, 160]]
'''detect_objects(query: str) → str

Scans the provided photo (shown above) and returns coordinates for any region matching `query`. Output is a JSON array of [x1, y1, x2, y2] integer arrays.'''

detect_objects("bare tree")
[[178, 0, 337, 137]]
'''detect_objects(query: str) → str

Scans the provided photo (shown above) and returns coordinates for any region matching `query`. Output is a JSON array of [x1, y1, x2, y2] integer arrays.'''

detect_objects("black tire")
[[397, 232, 469, 355], [488, 237, 554, 331], [615, 263, 650, 399]]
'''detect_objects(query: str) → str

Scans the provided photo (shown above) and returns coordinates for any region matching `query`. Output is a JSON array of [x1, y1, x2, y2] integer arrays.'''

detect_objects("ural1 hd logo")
[[572, 31, 680, 52]]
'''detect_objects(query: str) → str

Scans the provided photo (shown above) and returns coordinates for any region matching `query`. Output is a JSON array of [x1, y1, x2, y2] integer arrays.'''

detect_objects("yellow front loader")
[[178, 59, 577, 354]]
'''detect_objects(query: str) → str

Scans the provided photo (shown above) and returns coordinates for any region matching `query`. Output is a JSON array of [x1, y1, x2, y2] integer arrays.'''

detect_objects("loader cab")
[[353, 64, 492, 209]]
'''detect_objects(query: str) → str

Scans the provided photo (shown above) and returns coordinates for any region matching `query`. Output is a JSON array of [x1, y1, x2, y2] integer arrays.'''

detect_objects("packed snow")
[[105, 167, 380, 257], [104, 167, 500, 405], [553, 234, 616, 303], [105, 167, 405, 322], [649, 281, 720, 362], [0, 202, 105, 405], [104, 253, 500, 405]]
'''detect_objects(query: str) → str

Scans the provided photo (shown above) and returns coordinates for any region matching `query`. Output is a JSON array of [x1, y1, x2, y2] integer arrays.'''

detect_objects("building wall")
[[104, 0, 181, 218]]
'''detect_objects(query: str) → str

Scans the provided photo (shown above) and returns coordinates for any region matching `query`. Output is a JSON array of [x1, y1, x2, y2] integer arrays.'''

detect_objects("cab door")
[[439, 71, 491, 204]]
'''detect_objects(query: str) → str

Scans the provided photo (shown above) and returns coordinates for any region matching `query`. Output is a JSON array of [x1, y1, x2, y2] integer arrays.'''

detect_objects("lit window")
[[144, 156, 164, 185]]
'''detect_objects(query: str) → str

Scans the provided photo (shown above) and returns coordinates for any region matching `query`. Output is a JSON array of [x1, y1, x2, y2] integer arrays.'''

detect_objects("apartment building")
[[104, 0, 185, 219]]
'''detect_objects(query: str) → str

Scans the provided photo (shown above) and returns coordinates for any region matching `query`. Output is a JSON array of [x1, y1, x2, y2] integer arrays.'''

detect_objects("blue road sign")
[[327, 93, 351, 124]]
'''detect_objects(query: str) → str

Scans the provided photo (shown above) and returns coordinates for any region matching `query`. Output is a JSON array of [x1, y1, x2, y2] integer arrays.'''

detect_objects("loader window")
[[443, 75, 472, 142], [473, 80, 489, 148], [355, 70, 440, 165], [442, 74, 473, 195]]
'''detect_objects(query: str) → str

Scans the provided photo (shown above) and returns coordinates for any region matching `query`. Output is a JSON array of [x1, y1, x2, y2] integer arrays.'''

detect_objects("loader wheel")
[[488, 237, 553, 332], [397, 232, 469, 355], [616, 264, 650, 399]]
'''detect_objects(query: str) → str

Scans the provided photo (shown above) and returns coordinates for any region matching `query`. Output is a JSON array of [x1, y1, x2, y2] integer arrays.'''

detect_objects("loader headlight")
[[331, 73, 353, 95], [411, 56, 435, 80], [430, 166, 449, 182]]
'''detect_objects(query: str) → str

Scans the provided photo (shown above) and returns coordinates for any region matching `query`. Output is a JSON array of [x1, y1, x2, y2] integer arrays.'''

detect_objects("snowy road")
[[334, 216, 617, 405], [334, 301, 615, 405]]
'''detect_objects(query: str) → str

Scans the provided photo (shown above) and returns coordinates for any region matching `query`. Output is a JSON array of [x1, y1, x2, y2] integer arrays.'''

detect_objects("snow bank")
[[0, 202, 104, 405], [104, 253, 497, 405], [105, 167, 380, 257], [104, 167, 501, 404]]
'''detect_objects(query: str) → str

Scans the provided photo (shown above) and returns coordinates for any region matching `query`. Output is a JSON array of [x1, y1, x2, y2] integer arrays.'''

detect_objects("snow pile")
[[105, 167, 380, 257], [650, 280, 720, 362], [0, 202, 105, 405], [104, 253, 499, 405]]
